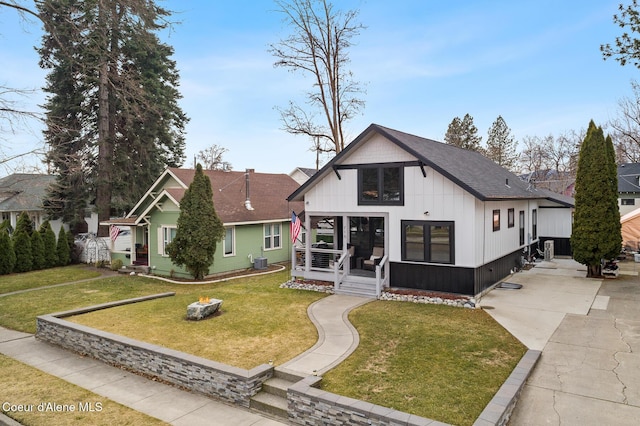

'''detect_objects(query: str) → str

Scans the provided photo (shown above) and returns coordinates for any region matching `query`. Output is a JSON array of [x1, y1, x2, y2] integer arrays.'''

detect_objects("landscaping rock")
[[187, 299, 222, 320]]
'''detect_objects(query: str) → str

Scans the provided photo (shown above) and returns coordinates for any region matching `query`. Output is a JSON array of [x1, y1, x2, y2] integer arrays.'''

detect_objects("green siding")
[[142, 205, 293, 279]]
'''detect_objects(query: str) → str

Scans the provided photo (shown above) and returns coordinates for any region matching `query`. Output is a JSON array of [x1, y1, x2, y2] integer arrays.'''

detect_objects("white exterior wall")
[[538, 207, 572, 238]]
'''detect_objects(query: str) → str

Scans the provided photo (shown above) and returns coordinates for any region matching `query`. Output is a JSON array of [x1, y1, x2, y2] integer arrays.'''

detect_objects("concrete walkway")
[[481, 258, 640, 425], [279, 294, 373, 376], [0, 291, 371, 425]]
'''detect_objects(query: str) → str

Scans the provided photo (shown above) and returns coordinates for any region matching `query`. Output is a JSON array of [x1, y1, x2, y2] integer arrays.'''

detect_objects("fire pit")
[[187, 297, 223, 320]]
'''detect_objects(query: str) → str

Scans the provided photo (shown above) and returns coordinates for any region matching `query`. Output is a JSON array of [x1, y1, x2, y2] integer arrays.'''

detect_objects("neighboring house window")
[[161, 226, 176, 256], [224, 227, 235, 256], [519, 211, 525, 246], [622, 199, 635, 206], [358, 165, 404, 205], [508, 208, 515, 228], [532, 209, 538, 240], [264, 223, 281, 250], [401, 220, 454, 264], [493, 210, 500, 232]]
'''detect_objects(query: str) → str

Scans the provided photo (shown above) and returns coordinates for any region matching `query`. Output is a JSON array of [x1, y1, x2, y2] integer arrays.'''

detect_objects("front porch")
[[291, 214, 389, 298]]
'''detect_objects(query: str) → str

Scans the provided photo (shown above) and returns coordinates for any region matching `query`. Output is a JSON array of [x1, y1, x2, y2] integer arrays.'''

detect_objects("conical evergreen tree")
[[0, 219, 12, 235], [0, 230, 16, 274], [166, 164, 224, 279], [486, 115, 518, 170], [40, 221, 59, 268], [14, 212, 33, 236], [13, 231, 32, 273], [56, 227, 70, 266], [571, 121, 621, 277], [31, 230, 46, 270]]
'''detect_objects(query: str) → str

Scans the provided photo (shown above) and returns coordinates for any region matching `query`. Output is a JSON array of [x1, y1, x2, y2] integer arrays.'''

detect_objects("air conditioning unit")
[[254, 257, 268, 270]]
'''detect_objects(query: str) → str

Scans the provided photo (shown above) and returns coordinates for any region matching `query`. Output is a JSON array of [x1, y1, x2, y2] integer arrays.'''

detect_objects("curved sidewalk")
[[279, 294, 373, 377]]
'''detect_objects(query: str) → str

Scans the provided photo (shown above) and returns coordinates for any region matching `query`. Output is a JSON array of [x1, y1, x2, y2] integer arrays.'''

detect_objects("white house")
[[287, 124, 574, 297]]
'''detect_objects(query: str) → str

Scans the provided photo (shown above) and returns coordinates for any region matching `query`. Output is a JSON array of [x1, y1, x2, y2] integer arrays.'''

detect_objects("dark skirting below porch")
[[389, 249, 524, 296]]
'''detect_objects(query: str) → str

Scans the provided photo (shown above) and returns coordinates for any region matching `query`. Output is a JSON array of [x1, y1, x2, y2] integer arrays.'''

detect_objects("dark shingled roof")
[[0, 174, 56, 212], [289, 124, 574, 207], [618, 163, 640, 193]]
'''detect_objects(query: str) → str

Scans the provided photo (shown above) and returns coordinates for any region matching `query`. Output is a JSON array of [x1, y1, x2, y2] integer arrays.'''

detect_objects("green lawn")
[[0, 265, 102, 294], [321, 301, 527, 426], [0, 266, 526, 426]]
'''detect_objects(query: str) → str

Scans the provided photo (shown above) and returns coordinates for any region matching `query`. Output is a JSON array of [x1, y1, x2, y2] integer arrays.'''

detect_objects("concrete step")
[[261, 377, 291, 399], [274, 367, 305, 383], [336, 280, 378, 297], [250, 390, 288, 420]]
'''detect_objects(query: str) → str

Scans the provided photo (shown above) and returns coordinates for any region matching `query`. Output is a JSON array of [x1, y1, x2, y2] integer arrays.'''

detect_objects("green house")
[[105, 167, 303, 279]]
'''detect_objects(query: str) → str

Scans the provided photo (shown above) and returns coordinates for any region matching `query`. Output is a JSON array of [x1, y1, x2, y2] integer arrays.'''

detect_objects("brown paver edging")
[[473, 349, 541, 426], [35, 293, 273, 408]]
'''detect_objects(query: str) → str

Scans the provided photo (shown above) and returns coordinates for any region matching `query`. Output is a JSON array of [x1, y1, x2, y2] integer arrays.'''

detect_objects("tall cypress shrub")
[[12, 212, 33, 273], [57, 227, 70, 266], [40, 221, 59, 268], [166, 164, 224, 279], [571, 121, 621, 277], [31, 230, 46, 270], [0, 230, 16, 274]]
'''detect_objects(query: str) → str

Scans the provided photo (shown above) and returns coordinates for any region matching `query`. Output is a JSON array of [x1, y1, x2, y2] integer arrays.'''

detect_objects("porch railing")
[[375, 255, 389, 297], [292, 247, 343, 273], [333, 251, 349, 293]]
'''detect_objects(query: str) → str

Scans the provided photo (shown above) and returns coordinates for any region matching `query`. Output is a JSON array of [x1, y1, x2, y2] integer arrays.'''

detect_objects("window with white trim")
[[160, 226, 177, 256], [224, 227, 235, 256], [264, 223, 281, 250]]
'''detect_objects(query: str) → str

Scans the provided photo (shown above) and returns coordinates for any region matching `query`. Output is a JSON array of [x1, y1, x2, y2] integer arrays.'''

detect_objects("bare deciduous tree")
[[269, 0, 365, 157], [196, 144, 232, 171], [610, 80, 640, 163]]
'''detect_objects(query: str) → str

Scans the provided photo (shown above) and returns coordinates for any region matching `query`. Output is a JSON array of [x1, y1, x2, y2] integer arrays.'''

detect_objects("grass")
[[66, 271, 326, 369], [0, 266, 527, 425], [0, 354, 167, 426], [321, 301, 527, 426], [0, 265, 102, 294]]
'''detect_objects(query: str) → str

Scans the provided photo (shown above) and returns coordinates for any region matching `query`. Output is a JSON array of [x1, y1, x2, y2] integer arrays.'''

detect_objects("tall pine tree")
[[571, 121, 621, 277], [444, 113, 483, 152], [486, 115, 518, 170], [166, 164, 224, 280], [38, 0, 187, 235]]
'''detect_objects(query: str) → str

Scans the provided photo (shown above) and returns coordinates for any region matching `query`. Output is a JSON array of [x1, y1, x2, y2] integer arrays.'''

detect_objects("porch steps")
[[249, 369, 304, 421], [335, 277, 379, 298]]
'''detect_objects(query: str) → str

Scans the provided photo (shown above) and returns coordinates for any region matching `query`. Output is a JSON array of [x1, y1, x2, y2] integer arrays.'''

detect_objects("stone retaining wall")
[[287, 350, 541, 426], [35, 294, 272, 407]]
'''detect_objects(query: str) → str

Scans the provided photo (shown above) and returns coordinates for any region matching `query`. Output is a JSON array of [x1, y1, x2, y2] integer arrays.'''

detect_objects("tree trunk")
[[95, 0, 112, 237], [586, 264, 602, 278]]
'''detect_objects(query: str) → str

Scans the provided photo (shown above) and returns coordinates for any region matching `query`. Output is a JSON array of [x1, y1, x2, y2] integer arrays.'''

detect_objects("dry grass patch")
[[0, 354, 166, 426], [321, 301, 527, 426]]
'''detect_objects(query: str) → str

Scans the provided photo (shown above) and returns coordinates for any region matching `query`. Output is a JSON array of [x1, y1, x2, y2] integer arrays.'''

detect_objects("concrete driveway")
[[480, 258, 640, 425]]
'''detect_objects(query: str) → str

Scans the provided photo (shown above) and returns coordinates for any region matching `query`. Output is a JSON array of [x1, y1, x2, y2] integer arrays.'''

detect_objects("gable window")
[[532, 209, 538, 240], [224, 227, 235, 256], [358, 165, 404, 205], [401, 220, 454, 264], [160, 226, 176, 256], [493, 210, 500, 232], [264, 223, 281, 250], [508, 208, 515, 228], [519, 211, 525, 246]]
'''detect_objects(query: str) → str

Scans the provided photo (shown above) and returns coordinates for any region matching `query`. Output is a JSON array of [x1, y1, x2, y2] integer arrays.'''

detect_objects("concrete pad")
[[507, 385, 560, 425], [0, 337, 73, 366], [549, 315, 631, 352], [616, 318, 640, 353], [62, 363, 130, 390], [130, 387, 210, 422], [91, 374, 169, 406], [172, 400, 285, 426], [553, 389, 640, 425], [482, 305, 565, 350], [613, 352, 640, 407], [591, 295, 610, 310], [0, 328, 30, 342]]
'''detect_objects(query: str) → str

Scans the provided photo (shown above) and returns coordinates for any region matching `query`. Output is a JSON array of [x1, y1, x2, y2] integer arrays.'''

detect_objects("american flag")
[[290, 211, 301, 243], [109, 225, 120, 242]]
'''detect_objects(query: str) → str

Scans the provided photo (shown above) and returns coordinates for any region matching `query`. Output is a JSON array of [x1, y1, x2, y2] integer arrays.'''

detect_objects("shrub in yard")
[[12, 230, 32, 273], [0, 219, 12, 235], [0, 230, 16, 274], [111, 258, 123, 271], [57, 227, 70, 266], [14, 212, 33, 236], [30, 230, 45, 270], [39, 221, 58, 268]]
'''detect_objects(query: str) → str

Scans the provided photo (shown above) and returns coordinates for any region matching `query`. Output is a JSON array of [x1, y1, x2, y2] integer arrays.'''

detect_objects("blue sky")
[[0, 0, 638, 175]]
